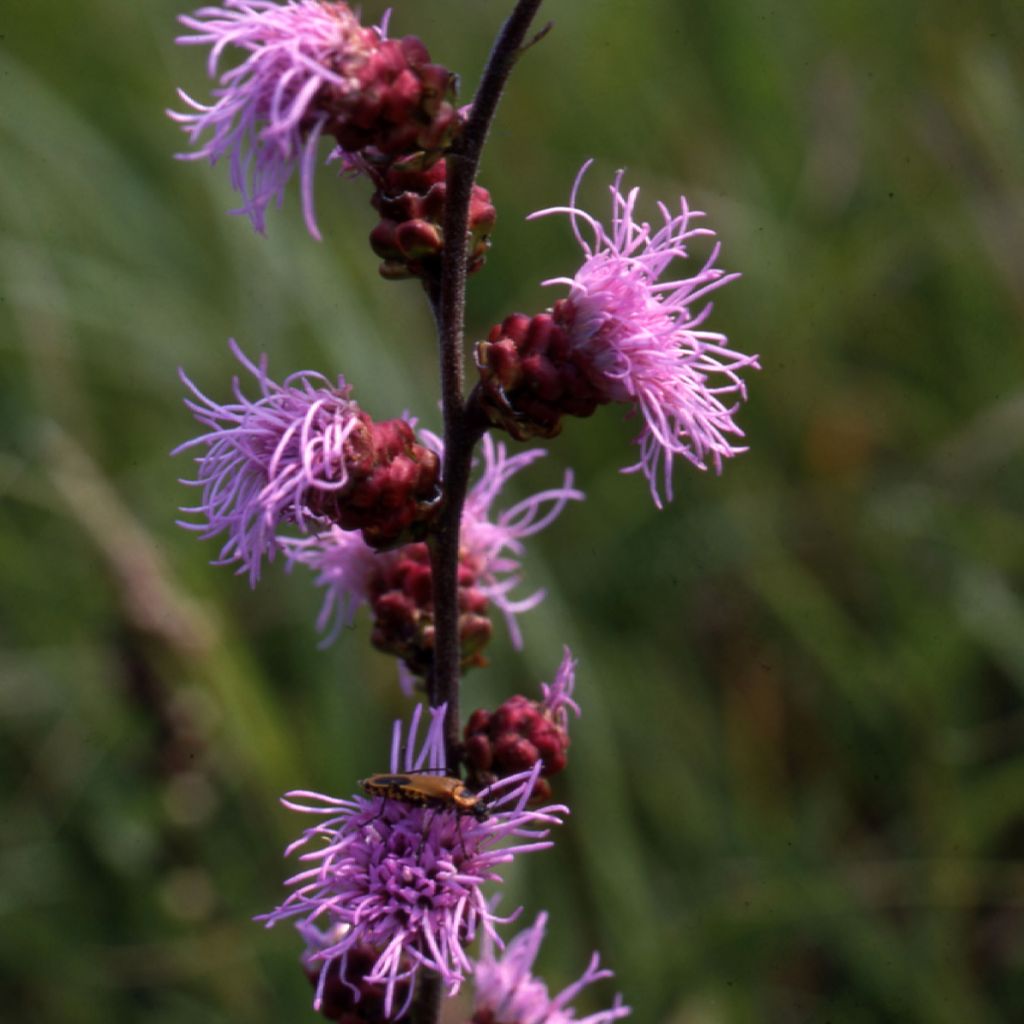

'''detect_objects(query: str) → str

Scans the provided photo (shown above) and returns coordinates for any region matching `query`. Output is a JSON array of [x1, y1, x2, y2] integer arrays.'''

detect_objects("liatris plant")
[[169, 2, 758, 1020]]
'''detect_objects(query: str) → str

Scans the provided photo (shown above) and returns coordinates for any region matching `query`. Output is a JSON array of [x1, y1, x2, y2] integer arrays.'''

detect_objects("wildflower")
[[169, 1, 460, 238], [476, 160, 759, 507], [281, 435, 583, 671], [175, 341, 439, 584], [470, 911, 630, 1024], [464, 648, 579, 802], [258, 704, 568, 1018]]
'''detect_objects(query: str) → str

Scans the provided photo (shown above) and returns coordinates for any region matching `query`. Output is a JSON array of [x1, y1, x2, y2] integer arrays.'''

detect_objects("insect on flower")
[[261, 704, 567, 1016], [360, 771, 491, 821]]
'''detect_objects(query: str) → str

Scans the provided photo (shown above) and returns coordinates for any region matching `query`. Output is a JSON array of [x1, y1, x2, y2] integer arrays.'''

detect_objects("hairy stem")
[[427, 0, 547, 771]]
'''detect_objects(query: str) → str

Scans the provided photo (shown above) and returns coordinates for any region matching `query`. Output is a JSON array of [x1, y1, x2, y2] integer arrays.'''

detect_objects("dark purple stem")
[[427, 0, 547, 773]]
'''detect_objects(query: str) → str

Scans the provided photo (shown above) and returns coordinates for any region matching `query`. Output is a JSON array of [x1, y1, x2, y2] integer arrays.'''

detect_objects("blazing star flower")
[[477, 162, 758, 507], [258, 703, 568, 1018], [532, 161, 759, 506], [281, 434, 583, 654], [175, 341, 439, 584], [171, 1, 375, 237], [470, 911, 630, 1024], [170, 1, 459, 238]]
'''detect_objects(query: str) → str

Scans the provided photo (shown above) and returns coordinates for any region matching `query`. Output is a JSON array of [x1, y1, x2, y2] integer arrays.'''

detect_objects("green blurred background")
[[3, 1, 1024, 1021]]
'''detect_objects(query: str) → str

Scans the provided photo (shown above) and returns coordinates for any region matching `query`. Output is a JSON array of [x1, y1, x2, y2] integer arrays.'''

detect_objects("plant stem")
[[408, 972, 442, 1024], [428, 0, 547, 774]]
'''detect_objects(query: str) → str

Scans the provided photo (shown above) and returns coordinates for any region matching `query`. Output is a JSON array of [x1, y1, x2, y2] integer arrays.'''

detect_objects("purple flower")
[[170, 0, 379, 238], [531, 161, 760, 507], [174, 340, 368, 585], [258, 704, 568, 1018], [282, 434, 583, 649], [470, 911, 630, 1024]]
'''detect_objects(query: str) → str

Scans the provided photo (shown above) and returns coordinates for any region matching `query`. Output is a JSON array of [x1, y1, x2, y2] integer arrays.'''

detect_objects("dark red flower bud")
[[465, 709, 491, 735], [327, 33, 461, 161], [463, 680, 574, 801], [475, 308, 609, 441], [368, 159, 496, 280], [366, 542, 493, 678], [308, 415, 440, 549], [493, 733, 540, 773], [463, 734, 493, 773]]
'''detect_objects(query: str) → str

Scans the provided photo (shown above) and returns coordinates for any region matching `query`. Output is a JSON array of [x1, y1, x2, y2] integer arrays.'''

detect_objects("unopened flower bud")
[[475, 311, 606, 441], [303, 414, 441, 549], [366, 542, 493, 676], [463, 649, 579, 800], [493, 732, 540, 773], [369, 159, 496, 279]]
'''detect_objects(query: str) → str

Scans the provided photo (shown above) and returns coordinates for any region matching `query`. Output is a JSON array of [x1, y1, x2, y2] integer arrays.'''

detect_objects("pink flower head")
[[175, 341, 365, 584], [258, 704, 568, 1018], [170, 1, 379, 238], [175, 342, 440, 584], [471, 911, 630, 1024], [282, 434, 583, 652], [530, 161, 760, 507], [170, 2, 460, 239]]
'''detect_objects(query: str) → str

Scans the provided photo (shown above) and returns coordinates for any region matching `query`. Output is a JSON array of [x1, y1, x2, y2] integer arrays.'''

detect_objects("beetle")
[[360, 772, 490, 821]]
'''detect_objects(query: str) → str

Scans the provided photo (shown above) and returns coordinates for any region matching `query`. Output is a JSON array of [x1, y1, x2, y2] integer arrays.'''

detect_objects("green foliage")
[[2, 1, 1023, 1021]]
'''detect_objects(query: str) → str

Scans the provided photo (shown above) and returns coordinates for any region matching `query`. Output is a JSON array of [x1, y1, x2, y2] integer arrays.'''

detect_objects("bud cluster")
[[464, 697, 569, 802], [366, 542, 492, 677], [307, 415, 441, 548], [463, 651, 578, 802], [172, 1, 471, 242], [369, 159, 497, 280], [325, 32, 460, 160], [475, 303, 609, 441]]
